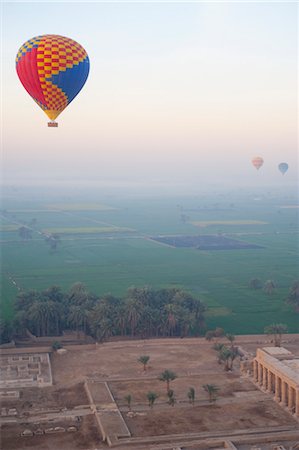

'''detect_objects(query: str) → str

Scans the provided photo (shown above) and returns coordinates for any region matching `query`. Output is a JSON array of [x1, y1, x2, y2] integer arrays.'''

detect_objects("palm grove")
[[1, 279, 298, 345], [0, 284, 206, 343]]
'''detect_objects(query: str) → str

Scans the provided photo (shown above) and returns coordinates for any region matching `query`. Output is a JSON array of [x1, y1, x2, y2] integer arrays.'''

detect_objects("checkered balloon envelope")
[[16, 35, 90, 126]]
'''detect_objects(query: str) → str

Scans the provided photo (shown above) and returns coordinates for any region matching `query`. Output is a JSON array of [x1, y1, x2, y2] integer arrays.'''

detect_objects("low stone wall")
[[0, 351, 52, 388], [84, 379, 130, 446]]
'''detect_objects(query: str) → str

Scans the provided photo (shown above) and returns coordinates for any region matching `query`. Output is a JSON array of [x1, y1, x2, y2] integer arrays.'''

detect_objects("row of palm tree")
[[125, 383, 219, 409], [4, 283, 206, 342]]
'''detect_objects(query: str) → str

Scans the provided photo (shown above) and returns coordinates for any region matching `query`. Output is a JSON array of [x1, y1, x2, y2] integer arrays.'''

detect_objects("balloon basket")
[[48, 122, 58, 128]]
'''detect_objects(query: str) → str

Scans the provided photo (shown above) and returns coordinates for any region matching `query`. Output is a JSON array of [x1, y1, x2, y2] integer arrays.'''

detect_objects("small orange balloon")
[[252, 156, 264, 170]]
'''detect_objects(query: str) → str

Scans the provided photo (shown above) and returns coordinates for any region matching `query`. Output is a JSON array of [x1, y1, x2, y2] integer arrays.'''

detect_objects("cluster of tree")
[[208, 332, 239, 371], [17, 219, 61, 251], [0, 319, 13, 345], [17, 218, 38, 241], [0, 284, 206, 344], [18, 226, 33, 241], [249, 278, 299, 312], [264, 323, 288, 347], [249, 278, 277, 294], [205, 327, 225, 342], [249, 278, 299, 306], [44, 233, 61, 251]]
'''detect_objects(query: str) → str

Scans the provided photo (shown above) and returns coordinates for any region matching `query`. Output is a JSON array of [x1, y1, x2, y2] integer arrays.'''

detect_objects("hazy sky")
[[1, 1, 298, 186]]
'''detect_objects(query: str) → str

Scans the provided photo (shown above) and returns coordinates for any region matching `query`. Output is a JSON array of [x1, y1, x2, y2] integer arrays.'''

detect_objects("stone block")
[[34, 428, 44, 435], [57, 349, 67, 355], [54, 426, 65, 433], [21, 429, 33, 437]]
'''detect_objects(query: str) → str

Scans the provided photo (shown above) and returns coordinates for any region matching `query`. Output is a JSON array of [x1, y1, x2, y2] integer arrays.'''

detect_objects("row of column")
[[253, 359, 299, 417]]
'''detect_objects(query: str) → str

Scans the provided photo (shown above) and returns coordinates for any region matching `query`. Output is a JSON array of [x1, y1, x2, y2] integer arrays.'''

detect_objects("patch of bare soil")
[[50, 339, 219, 386], [0, 415, 102, 450], [1, 382, 88, 413], [124, 399, 297, 437]]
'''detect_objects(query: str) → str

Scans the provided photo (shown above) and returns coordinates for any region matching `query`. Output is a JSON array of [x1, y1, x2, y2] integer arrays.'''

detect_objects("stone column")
[[262, 366, 267, 390], [258, 362, 263, 385], [267, 370, 272, 393], [296, 390, 299, 417], [275, 376, 281, 401], [281, 381, 287, 406], [288, 386, 294, 412], [253, 360, 258, 382]]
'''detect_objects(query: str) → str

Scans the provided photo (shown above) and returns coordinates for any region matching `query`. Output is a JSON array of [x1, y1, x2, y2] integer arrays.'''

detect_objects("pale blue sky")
[[1, 1, 298, 186]]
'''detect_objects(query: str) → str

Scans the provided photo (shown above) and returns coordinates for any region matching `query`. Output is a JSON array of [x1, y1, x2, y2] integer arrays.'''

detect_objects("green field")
[[1, 185, 298, 334], [191, 220, 268, 226], [42, 226, 135, 234]]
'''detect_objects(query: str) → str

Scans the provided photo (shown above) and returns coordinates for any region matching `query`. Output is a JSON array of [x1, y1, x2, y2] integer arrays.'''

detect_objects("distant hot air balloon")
[[16, 35, 90, 127], [278, 162, 288, 175], [252, 156, 264, 170]]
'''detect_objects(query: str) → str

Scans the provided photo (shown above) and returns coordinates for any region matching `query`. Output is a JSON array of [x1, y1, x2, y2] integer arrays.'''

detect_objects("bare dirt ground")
[[1, 334, 299, 450], [50, 335, 299, 385], [0, 415, 100, 450]]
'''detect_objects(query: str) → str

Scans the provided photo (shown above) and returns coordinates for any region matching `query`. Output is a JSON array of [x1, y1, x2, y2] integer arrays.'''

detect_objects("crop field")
[[151, 235, 264, 249], [42, 226, 135, 234], [191, 220, 268, 226], [1, 185, 298, 334]]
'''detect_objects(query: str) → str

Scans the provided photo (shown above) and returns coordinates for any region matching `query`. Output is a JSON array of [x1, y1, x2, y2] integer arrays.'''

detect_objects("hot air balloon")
[[278, 162, 288, 175], [16, 35, 90, 127], [252, 156, 264, 170]]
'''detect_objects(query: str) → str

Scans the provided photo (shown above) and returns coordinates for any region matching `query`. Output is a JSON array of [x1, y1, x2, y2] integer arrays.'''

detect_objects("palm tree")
[[43, 285, 64, 302], [228, 346, 239, 370], [114, 304, 127, 336], [147, 391, 158, 409], [213, 342, 225, 364], [285, 280, 299, 312], [249, 278, 262, 289], [164, 304, 178, 336], [187, 387, 195, 405], [68, 305, 88, 338], [89, 313, 114, 342], [226, 333, 235, 349], [125, 298, 143, 336], [203, 384, 219, 403], [214, 327, 225, 342], [263, 280, 276, 295], [67, 282, 89, 306], [205, 330, 214, 342], [45, 233, 61, 251], [173, 291, 206, 335], [167, 389, 176, 407], [264, 323, 288, 347], [15, 289, 40, 310], [124, 394, 132, 411], [138, 355, 150, 372], [18, 226, 32, 241], [219, 346, 232, 371], [158, 370, 177, 392], [27, 300, 60, 336], [0, 319, 13, 344]]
